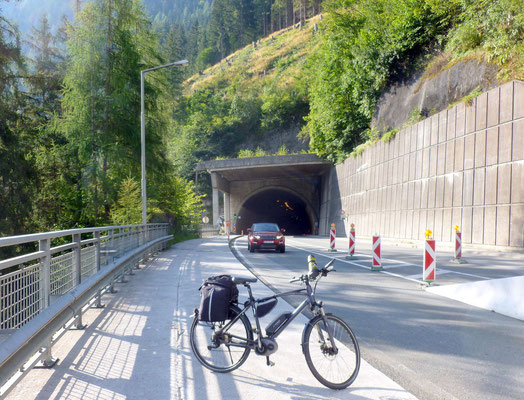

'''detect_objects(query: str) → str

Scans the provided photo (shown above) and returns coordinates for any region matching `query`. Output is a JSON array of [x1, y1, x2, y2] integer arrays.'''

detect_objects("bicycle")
[[190, 258, 361, 390]]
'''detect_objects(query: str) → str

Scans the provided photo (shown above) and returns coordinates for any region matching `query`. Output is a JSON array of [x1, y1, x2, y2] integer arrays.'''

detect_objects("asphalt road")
[[230, 236, 524, 400]]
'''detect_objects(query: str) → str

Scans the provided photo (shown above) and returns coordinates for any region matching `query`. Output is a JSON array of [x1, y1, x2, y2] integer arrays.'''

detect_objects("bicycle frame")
[[216, 276, 338, 353]]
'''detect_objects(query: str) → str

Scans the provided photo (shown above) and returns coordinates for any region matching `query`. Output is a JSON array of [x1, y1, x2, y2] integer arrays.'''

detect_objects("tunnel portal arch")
[[235, 187, 315, 235], [198, 155, 332, 237]]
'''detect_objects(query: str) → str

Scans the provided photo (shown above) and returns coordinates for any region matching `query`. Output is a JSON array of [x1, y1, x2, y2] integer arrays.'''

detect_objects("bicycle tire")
[[302, 313, 360, 389], [190, 305, 252, 373]]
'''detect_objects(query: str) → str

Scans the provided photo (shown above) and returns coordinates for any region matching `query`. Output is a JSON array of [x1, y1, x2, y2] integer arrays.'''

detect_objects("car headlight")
[[254, 235, 261, 239], [276, 234, 283, 240]]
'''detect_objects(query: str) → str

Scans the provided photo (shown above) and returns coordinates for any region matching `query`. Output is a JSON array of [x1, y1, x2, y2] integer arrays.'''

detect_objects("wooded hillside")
[[0, 0, 522, 240]]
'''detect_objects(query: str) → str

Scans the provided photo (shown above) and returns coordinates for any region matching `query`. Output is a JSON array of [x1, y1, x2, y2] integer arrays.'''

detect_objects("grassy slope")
[[184, 15, 321, 96]]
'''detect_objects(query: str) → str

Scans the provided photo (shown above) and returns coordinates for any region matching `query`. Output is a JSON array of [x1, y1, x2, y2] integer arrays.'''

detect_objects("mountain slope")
[[170, 15, 322, 180]]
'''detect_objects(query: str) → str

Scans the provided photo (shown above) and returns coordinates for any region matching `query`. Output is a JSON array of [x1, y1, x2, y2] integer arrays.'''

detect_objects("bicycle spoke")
[[303, 315, 360, 389], [190, 306, 252, 373]]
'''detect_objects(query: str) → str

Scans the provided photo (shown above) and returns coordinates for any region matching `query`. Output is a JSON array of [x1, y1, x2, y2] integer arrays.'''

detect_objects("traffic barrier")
[[346, 224, 357, 260], [371, 235, 382, 270], [328, 223, 337, 252], [423, 230, 436, 284], [451, 225, 467, 263]]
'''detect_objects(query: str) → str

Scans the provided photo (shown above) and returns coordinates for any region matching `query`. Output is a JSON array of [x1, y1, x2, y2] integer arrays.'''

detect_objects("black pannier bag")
[[198, 275, 239, 322]]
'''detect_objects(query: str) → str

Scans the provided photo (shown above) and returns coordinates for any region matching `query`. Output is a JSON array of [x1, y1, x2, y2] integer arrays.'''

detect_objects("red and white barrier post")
[[328, 223, 337, 252], [451, 225, 467, 263], [371, 235, 382, 270], [423, 230, 436, 284], [346, 224, 356, 259]]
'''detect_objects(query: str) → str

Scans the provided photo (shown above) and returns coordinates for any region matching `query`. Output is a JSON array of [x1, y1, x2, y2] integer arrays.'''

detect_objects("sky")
[[1, 0, 74, 37]]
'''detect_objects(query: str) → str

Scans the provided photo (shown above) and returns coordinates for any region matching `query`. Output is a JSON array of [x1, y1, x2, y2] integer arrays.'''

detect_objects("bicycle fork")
[[302, 307, 339, 355]]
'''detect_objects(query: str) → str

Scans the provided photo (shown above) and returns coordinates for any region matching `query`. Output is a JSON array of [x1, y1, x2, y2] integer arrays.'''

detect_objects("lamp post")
[[140, 59, 188, 226]]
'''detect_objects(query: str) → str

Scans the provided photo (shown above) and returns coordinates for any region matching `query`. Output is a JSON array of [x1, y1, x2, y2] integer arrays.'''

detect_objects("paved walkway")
[[6, 237, 417, 400]]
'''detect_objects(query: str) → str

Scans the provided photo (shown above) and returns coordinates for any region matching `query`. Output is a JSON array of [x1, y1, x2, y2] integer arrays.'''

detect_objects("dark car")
[[247, 222, 285, 253]]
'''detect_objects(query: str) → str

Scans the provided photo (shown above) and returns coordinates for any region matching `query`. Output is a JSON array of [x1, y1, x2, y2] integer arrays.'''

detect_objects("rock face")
[[373, 59, 499, 132]]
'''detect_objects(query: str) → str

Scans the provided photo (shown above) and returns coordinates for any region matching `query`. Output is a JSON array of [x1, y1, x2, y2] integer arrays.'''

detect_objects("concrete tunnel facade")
[[197, 155, 332, 236]]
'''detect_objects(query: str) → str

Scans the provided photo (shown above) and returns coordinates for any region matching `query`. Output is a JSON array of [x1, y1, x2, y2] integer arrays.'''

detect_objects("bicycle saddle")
[[233, 277, 258, 284]]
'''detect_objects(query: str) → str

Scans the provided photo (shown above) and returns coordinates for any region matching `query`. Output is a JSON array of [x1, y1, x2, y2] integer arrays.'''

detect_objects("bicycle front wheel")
[[303, 313, 360, 389], [190, 305, 252, 373]]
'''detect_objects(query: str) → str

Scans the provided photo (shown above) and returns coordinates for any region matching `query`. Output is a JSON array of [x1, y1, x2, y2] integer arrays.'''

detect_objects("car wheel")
[[279, 245, 285, 253], [249, 243, 255, 253]]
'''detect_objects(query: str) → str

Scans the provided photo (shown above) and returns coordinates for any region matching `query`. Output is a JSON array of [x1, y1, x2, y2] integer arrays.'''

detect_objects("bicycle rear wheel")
[[303, 313, 360, 389], [190, 305, 252, 372]]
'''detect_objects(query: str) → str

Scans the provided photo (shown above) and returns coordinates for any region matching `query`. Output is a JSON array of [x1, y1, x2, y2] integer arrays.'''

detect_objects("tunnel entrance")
[[236, 189, 313, 235]]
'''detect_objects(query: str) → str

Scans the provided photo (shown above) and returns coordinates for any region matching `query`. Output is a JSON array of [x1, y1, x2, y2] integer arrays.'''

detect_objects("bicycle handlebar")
[[289, 258, 336, 283]]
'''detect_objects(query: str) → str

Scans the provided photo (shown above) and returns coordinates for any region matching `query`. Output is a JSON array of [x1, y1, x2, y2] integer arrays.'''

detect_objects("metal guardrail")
[[0, 224, 172, 397]]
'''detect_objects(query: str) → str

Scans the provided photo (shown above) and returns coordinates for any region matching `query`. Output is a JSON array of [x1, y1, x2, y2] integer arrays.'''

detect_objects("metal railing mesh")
[[80, 246, 96, 279], [50, 252, 73, 295], [0, 263, 41, 329]]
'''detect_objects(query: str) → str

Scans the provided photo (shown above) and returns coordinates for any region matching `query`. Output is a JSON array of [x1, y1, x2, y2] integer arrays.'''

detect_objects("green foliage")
[[446, 0, 523, 67], [152, 174, 205, 227], [381, 129, 398, 142], [261, 84, 308, 130], [240, 147, 268, 158], [276, 144, 289, 155], [408, 107, 424, 125], [304, 0, 458, 162], [111, 178, 142, 225]]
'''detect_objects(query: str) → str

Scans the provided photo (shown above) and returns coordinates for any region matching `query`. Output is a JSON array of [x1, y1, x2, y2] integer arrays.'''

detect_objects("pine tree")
[[58, 0, 169, 224], [110, 177, 142, 225], [164, 23, 187, 93], [26, 13, 64, 121], [0, 8, 35, 236]]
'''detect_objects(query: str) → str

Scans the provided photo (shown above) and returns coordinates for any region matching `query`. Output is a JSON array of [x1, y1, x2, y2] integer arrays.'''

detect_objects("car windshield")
[[252, 223, 280, 232]]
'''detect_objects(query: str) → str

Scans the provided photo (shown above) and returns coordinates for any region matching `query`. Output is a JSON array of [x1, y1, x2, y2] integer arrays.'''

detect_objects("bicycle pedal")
[[266, 356, 275, 367]]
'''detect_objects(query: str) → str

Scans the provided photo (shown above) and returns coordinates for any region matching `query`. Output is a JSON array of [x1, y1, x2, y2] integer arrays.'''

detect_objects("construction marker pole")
[[328, 223, 337, 252], [423, 239, 436, 284], [371, 235, 382, 271], [349, 228, 355, 255], [451, 228, 467, 263], [346, 224, 356, 260], [455, 231, 461, 259]]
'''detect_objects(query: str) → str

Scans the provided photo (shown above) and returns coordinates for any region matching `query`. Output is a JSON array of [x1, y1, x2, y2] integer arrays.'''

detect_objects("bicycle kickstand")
[[266, 356, 275, 367]]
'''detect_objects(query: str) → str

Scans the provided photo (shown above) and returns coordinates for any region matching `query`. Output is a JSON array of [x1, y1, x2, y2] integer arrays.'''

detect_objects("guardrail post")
[[38, 337, 58, 368], [39, 239, 51, 311], [109, 228, 115, 263], [37, 239, 57, 367], [93, 231, 104, 308], [72, 233, 86, 329], [117, 228, 123, 257], [127, 258, 135, 276]]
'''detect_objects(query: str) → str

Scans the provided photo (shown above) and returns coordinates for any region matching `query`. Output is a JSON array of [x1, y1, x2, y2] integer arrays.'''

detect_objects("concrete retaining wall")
[[320, 80, 524, 250]]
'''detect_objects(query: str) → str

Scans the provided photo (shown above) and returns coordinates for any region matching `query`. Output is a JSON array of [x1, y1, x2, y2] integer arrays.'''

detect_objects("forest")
[[0, 0, 522, 240], [0, 0, 206, 240]]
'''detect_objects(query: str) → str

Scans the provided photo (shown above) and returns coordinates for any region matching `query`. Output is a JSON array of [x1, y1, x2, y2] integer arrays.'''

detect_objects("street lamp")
[[140, 59, 188, 225]]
